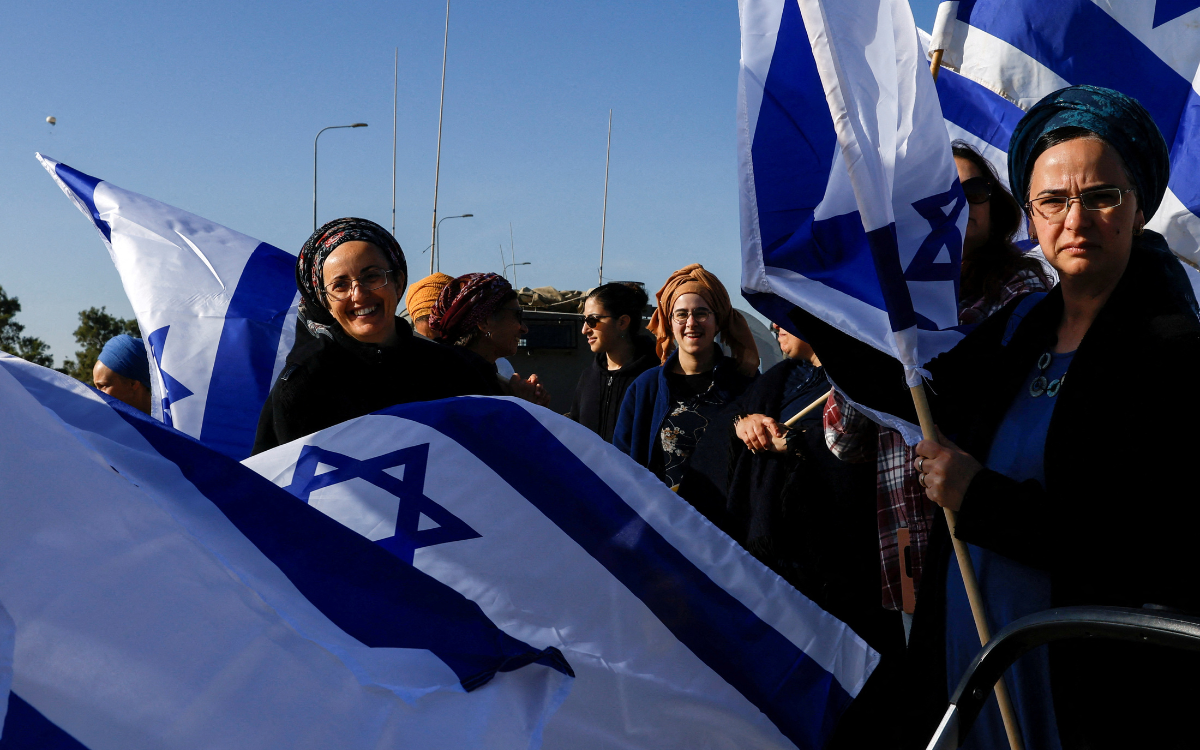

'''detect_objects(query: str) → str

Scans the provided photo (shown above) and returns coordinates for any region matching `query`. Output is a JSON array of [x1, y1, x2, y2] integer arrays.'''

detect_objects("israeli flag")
[[931, 0, 1200, 265], [0, 355, 571, 749], [244, 397, 880, 750], [738, 0, 969, 386], [37, 154, 298, 460]]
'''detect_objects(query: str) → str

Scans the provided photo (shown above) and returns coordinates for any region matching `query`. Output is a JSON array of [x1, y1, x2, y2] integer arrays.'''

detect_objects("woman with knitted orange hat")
[[612, 264, 758, 486]]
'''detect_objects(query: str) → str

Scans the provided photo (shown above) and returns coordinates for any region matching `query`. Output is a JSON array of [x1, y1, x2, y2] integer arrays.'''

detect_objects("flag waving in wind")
[[37, 154, 299, 460], [933, 0, 1200, 265], [738, 0, 968, 390]]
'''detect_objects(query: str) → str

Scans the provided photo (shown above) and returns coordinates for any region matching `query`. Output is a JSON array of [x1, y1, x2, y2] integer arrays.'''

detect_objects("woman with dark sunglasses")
[[568, 283, 657, 442]]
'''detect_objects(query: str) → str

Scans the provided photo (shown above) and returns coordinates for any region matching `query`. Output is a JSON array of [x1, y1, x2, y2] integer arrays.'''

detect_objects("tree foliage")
[[59, 307, 141, 385], [0, 285, 55, 367]]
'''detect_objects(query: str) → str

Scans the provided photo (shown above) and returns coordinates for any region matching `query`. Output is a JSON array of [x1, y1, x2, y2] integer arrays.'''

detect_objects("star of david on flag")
[[284, 444, 481, 565]]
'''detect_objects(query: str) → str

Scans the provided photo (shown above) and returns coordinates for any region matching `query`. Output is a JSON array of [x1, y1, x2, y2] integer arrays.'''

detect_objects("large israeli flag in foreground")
[[738, 0, 969, 384], [37, 154, 298, 460], [245, 397, 880, 750], [932, 0, 1200, 265], [0, 355, 571, 749]]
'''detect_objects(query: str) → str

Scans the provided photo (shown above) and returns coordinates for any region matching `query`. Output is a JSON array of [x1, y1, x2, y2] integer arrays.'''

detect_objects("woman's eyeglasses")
[[582, 314, 613, 328], [672, 308, 712, 324], [1026, 187, 1132, 224], [961, 177, 992, 205], [324, 269, 392, 301]]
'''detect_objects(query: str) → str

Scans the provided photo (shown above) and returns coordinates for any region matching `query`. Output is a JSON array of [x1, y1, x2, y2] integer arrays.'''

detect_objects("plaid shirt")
[[824, 267, 1050, 611]]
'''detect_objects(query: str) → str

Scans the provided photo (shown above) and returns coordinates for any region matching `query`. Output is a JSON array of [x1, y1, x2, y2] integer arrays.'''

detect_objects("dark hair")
[[1023, 126, 1137, 206], [587, 282, 649, 330], [953, 141, 1050, 307], [453, 289, 518, 348]]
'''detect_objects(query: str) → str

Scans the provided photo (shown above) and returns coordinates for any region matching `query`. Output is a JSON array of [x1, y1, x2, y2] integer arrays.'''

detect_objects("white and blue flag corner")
[[244, 396, 881, 750], [929, 0, 1200, 266], [0, 354, 572, 749], [37, 153, 299, 461], [737, 0, 968, 390]]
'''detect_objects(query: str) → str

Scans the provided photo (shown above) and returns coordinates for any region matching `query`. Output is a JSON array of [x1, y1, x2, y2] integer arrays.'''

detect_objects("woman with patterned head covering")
[[252, 218, 490, 454], [795, 86, 1200, 748], [612, 264, 758, 486], [428, 272, 549, 405]]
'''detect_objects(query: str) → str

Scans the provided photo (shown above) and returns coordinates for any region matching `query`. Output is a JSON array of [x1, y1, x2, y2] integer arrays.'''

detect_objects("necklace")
[[1029, 352, 1067, 398]]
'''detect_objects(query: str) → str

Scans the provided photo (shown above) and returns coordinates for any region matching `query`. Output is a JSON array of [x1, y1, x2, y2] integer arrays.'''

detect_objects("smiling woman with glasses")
[[252, 218, 491, 455], [612, 264, 759, 488], [568, 282, 656, 442]]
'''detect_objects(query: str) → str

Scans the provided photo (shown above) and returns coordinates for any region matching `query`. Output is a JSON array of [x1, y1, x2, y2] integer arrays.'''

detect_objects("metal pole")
[[392, 48, 398, 237], [509, 223, 517, 288], [598, 108, 612, 287], [431, 0, 451, 274], [313, 123, 368, 233]]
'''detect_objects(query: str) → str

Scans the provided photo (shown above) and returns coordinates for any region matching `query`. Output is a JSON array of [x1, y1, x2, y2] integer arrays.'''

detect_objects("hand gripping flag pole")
[[923, 35, 1025, 750]]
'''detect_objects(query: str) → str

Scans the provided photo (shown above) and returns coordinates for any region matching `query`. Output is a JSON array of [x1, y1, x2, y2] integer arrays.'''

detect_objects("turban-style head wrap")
[[295, 218, 407, 335], [646, 264, 759, 377], [428, 273, 515, 342], [1008, 85, 1170, 220], [406, 273, 454, 321], [98, 334, 151, 388]]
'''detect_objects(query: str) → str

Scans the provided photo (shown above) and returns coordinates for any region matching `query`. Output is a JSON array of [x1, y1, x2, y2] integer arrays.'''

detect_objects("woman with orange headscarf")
[[612, 264, 758, 486]]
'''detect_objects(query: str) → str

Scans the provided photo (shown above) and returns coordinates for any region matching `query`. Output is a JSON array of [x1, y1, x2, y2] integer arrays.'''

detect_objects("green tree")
[[0, 285, 55, 367], [59, 307, 141, 385]]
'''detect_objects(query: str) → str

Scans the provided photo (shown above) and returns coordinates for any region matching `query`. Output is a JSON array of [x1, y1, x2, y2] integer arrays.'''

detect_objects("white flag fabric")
[[738, 0, 969, 387], [37, 154, 299, 460], [0, 354, 571, 749], [244, 396, 881, 750], [932, 0, 1200, 265]]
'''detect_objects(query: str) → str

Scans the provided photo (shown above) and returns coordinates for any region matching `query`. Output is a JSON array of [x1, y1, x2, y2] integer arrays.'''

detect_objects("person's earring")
[[1134, 223, 1145, 236], [486, 331, 492, 338]]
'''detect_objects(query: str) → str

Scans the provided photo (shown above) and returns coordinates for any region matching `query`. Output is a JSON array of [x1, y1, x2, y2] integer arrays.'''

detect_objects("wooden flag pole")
[[924, 41, 1024, 750], [768, 389, 833, 452], [911, 386, 1024, 750]]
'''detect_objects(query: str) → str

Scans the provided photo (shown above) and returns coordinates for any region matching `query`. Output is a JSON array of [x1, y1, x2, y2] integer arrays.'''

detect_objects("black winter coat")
[[792, 239, 1200, 748], [252, 318, 491, 454], [569, 336, 657, 442]]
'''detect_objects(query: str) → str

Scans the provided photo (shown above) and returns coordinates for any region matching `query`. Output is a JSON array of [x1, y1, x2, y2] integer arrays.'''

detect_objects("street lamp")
[[313, 123, 368, 232], [504, 261, 531, 289], [433, 213, 473, 273]]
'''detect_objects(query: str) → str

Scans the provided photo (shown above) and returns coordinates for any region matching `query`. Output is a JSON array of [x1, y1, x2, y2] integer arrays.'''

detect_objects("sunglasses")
[[582, 314, 613, 328], [961, 176, 992, 205]]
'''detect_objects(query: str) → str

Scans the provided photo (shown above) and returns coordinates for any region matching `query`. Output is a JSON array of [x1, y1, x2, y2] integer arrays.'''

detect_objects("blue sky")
[[1, 0, 942, 362]]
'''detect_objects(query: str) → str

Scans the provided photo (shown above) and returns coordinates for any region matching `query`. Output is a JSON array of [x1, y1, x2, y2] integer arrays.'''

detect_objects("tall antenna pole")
[[392, 47, 398, 237], [598, 109, 612, 287], [431, 0, 451, 274], [509, 223, 518, 288]]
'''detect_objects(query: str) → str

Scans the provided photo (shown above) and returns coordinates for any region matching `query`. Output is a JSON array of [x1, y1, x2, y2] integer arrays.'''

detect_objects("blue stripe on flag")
[[114, 406, 572, 691], [390, 398, 854, 750], [751, 0, 838, 260], [0, 692, 90, 750], [1169, 88, 1200, 215], [936, 68, 1025, 152], [956, 0, 1189, 144], [199, 241, 296, 460], [52, 164, 111, 243]]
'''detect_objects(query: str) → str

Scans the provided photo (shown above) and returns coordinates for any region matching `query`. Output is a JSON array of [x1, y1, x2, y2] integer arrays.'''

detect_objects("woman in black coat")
[[569, 283, 658, 442], [252, 218, 490, 454], [799, 86, 1200, 748]]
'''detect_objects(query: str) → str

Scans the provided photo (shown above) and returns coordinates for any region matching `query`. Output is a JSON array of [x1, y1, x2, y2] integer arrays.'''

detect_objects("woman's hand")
[[509, 373, 551, 407], [735, 414, 787, 453], [914, 429, 983, 512]]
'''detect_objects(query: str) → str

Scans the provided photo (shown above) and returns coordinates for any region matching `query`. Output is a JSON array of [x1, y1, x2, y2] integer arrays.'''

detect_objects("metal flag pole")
[[392, 48, 398, 237], [598, 109, 612, 287], [431, 0, 451, 274]]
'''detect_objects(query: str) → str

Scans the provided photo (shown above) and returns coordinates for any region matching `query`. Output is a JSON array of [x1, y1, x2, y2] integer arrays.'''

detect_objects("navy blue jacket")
[[612, 347, 755, 472]]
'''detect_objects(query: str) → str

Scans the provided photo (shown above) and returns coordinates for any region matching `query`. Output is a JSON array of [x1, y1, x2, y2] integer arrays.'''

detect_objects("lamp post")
[[313, 123, 368, 232], [505, 261, 530, 289], [433, 213, 473, 273]]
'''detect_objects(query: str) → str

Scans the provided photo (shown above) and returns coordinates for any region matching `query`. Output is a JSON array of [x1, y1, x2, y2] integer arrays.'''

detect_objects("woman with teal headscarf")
[[797, 85, 1200, 748]]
